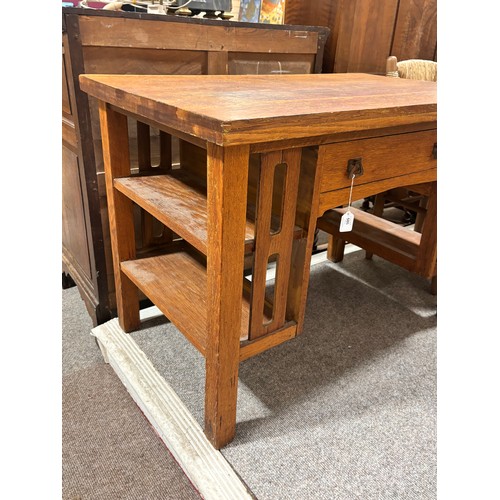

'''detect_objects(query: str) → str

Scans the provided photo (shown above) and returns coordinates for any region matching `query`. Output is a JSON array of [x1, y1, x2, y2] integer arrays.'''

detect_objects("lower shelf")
[[121, 249, 251, 356]]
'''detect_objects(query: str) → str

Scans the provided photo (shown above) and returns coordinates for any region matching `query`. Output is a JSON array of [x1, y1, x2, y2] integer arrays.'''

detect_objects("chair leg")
[[414, 196, 428, 233], [327, 234, 345, 262]]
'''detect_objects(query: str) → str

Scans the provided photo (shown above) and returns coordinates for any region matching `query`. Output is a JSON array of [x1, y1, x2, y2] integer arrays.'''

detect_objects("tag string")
[[347, 174, 355, 209]]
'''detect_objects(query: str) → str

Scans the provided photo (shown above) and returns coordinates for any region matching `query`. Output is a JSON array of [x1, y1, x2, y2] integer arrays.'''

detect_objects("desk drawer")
[[318, 129, 437, 193]]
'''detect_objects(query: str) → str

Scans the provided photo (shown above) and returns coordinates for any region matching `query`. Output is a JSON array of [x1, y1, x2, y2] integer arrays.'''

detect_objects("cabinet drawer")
[[318, 129, 437, 193]]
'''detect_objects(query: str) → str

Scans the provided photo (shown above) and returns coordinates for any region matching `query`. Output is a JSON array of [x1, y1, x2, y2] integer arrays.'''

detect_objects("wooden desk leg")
[[205, 143, 250, 449], [414, 180, 437, 280], [99, 102, 140, 332]]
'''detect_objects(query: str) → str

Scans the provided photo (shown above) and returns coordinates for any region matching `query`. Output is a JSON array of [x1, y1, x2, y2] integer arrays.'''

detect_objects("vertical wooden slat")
[[208, 51, 229, 75], [248, 151, 278, 339], [159, 130, 172, 170], [269, 148, 301, 328], [136, 121, 156, 247], [137, 121, 151, 170], [205, 143, 250, 449], [99, 101, 140, 332], [248, 149, 301, 340], [286, 147, 323, 334], [158, 130, 174, 243]]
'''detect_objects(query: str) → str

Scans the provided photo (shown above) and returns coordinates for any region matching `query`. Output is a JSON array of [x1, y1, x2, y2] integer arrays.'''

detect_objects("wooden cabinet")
[[285, 0, 437, 74], [61, 8, 329, 325]]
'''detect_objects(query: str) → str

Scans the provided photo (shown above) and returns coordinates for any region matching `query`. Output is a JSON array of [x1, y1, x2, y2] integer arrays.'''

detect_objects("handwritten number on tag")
[[339, 210, 354, 232]]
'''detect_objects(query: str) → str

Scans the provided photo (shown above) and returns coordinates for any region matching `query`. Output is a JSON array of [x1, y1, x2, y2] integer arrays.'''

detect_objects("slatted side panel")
[[248, 149, 301, 340], [137, 122, 174, 248]]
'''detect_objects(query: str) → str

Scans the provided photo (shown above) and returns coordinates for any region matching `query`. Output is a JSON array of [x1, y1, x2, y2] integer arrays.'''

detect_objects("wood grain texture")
[[62, 49, 72, 117], [78, 15, 320, 54], [318, 207, 421, 265], [80, 73, 436, 146], [286, 0, 436, 74], [83, 47, 207, 75], [318, 129, 437, 192], [99, 102, 140, 332], [205, 143, 250, 449], [249, 121, 437, 153], [318, 183, 437, 280], [248, 149, 301, 340], [65, 17, 117, 326], [121, 250, 251, 356], [285, 0, 342, 73], [208, 51, 229, 75], [63, 7, 328, 326], [413, 181, 437, 278], [62, 147, 91, 278], [334, 0, 399, 74], [285, 147, 324, 334], [391, 0, 437, 62], [62, 117, 77, 152], [239, 323, 297, 362], [114, 172, 258, 256], [318, 167, 437, 216]]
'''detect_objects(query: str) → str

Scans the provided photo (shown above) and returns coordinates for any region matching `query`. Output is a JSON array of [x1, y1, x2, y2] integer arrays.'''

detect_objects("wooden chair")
[[317, 56, 437, 294]]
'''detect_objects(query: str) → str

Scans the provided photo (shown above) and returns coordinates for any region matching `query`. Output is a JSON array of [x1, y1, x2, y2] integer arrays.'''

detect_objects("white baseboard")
[[91, 319, 253, 500]]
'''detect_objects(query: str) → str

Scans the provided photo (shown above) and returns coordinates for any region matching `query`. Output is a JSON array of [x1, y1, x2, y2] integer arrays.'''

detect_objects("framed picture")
[[259, 0, 285, 24], [239, 0, 262, 23], [239, 0, 285, 24]]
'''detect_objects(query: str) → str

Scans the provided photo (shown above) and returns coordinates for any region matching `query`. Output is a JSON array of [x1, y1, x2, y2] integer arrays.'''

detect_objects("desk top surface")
[[80, 73, 437, 146]]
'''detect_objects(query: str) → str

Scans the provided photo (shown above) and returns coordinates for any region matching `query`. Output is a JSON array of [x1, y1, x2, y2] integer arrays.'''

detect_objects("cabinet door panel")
[[62, 146, 92, 279]]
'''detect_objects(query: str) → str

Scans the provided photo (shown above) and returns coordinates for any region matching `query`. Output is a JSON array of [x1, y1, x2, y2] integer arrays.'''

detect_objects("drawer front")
[[318, 129, 437, 193]]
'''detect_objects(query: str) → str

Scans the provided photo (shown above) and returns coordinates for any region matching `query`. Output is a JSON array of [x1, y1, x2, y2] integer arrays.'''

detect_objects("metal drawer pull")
[[347, 157, 364, 179]]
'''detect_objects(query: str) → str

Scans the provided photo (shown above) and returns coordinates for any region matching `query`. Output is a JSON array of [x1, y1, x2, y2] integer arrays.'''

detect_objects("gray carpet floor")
[[62, 285, 202, 499], [63, 249, 437, 499]]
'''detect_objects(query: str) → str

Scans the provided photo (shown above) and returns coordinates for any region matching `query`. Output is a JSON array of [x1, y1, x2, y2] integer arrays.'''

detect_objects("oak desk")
[[79, 73, 437, 449]]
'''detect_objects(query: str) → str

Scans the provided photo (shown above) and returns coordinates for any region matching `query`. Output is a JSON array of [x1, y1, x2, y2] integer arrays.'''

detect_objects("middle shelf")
[[115, 170, 256, 256], [115, 169, 305, 256]]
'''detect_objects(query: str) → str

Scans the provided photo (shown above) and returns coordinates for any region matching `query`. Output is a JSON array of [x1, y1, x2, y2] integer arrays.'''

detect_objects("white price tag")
[[339, 210, 354, 232]]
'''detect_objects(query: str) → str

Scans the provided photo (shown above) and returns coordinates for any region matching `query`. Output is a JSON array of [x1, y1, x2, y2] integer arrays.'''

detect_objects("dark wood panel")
[[285, 0, 436, 74], [62, 51, 72, 117], [62, 146, 92, 278], [285, 0, 341, 73], [391, 0, 437, 61], [334, 0, 399, 74], [82, 47, 207, 75], [62, 117, 77, 152], [79, 15, 319, 54]]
